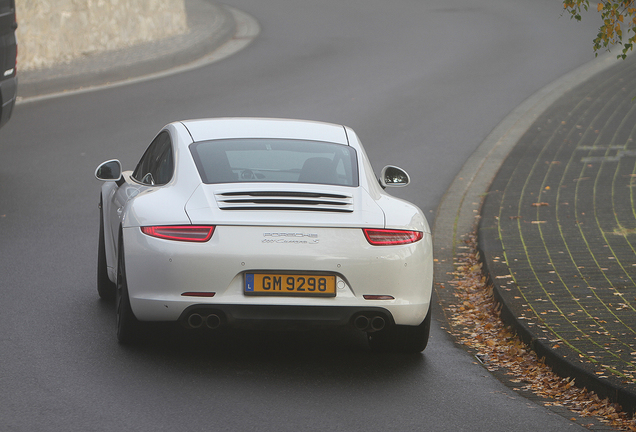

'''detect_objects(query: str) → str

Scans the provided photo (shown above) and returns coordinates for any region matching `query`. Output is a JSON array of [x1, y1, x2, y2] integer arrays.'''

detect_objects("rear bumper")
[[178, 304, 397, 330], [122, 225, 433, 326]]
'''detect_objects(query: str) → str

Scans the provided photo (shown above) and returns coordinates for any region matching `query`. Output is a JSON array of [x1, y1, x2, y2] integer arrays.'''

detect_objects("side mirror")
[[380, 165, 410, 188], [95, 159, 122, 182]]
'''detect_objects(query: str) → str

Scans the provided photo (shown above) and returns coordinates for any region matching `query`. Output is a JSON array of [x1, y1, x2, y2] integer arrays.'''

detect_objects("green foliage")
[[563, 0, 636, 59]]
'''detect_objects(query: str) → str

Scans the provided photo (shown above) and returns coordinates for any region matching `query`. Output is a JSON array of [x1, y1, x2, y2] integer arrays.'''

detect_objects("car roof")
[[179, 118, 350, 145]]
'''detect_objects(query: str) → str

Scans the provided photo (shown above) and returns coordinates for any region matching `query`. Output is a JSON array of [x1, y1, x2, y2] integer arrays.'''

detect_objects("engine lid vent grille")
[[215, 191, 354, 212]]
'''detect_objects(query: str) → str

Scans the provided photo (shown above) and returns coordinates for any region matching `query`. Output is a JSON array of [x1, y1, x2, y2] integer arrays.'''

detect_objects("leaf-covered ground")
[[443, 231, 636, 431]]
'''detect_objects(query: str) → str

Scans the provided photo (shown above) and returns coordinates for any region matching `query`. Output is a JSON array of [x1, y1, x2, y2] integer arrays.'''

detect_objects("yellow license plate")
[[245, 273, 336, 296]]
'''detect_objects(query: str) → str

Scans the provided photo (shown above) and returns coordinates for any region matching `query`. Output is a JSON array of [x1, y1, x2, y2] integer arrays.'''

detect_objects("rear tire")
[[97, 198, 116, 301], [368, 310, 431, 353], [116, 238, 144, 345]]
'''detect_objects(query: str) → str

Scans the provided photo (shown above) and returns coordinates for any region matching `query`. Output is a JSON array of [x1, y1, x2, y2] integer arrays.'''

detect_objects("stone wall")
[[16, 0, 188, 71]]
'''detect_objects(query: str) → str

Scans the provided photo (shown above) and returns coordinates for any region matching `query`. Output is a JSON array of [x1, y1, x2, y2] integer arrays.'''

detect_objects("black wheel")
[[116, 237, 144, 344], [368, 310, 431, 354], [97, 198, 116, 301]]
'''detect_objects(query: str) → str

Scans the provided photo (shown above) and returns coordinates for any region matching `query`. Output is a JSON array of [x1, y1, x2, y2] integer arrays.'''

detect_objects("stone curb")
[[17, 0, 236, 99]]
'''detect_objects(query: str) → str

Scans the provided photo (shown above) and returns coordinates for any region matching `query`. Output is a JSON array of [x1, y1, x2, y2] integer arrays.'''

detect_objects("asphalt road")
[[0, 0, 609, 430]]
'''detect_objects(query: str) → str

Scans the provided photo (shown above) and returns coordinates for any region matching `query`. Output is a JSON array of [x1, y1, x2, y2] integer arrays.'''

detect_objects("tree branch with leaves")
[[563, 0, 636, 58]]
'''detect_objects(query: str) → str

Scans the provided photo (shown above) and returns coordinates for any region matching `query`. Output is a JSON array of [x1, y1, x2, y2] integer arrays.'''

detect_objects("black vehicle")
[[0, 0, 16, 129]]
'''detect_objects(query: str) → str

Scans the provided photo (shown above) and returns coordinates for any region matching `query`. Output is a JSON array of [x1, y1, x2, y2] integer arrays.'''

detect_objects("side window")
[[132, 131, 174, 186]]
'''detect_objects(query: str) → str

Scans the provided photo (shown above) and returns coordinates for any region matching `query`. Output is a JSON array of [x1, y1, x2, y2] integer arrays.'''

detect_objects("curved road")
[[0, 0, 607, 430]]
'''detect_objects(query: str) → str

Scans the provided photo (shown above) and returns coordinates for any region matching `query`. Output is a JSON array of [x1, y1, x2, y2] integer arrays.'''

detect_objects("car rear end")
[[120, 118, 433, 336], [0, 0, 17, 129]]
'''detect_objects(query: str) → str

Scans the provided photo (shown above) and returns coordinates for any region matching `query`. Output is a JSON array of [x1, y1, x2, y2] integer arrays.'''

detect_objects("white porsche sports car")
[[95, 118, 433, 352]]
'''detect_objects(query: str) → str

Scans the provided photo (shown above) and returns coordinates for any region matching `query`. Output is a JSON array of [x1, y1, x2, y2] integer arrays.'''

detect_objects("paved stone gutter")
[[433, 50, 635, 416], [478, 55, 636, 415]]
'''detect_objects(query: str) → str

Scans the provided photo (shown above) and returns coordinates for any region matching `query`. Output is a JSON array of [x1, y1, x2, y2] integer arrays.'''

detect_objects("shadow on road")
[[99, 309, 428, 386]]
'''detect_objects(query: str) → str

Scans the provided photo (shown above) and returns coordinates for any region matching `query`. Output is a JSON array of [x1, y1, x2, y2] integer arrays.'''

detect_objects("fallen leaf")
[[442, 228, 636, 431]]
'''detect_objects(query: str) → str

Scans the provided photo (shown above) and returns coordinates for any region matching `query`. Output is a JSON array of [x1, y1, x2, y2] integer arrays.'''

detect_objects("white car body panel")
[[185, 183, 386, 228], [376, 195, 431, 233], [97, 118, 433, 331]]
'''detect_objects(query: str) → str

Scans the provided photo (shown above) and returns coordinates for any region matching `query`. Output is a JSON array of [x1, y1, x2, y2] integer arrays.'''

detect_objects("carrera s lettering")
[[262, 238, 319, 244]]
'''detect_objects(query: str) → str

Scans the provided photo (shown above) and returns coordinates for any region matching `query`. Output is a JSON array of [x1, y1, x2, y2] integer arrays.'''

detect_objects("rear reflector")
[[363, 229, 423, 246], [141, 225, 215, 242], [363, 295, 395, 300], [182, 292, 216, 297]]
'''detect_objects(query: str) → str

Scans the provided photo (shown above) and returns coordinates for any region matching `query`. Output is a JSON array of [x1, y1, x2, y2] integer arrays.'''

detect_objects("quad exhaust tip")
[[370, 316, 385, 331], [187, 313, 204, 329], [353, 315, 370, 331], [186, 312, 222, 330], [353, 314, 385, 332], [205, 314, 221, 329]]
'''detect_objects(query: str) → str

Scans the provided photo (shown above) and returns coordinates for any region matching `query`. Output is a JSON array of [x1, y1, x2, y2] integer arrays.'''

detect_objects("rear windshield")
[[189, 139, 359, 186]]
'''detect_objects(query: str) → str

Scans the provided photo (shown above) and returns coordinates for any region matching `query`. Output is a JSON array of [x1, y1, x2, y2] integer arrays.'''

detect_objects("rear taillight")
[[141, 225, 215, 242], [363, 229, 423, 246]]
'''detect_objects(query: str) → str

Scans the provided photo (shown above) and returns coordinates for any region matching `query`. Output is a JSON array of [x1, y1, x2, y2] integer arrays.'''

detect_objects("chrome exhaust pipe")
[[187, 313, 204, 329], [353, 315, 370, 331], [205, 314, 221, 329], [370, 316, 386, 332]]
